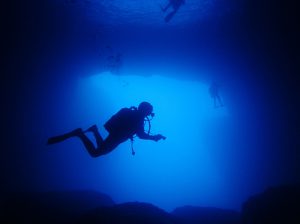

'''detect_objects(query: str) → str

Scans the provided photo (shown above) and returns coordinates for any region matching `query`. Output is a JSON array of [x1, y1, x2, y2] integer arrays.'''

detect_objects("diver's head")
[[138, 102, 153, 116]]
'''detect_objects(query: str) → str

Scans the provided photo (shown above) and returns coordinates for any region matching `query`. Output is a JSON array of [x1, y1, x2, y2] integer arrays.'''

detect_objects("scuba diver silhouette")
[[47, 102, 166, 157], [107, 52, 123, 75], [209, 82, 224, 108], [160, 0, 185, 23]]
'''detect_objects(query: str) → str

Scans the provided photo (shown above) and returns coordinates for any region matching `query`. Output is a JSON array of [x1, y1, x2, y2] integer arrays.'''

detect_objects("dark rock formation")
[[241, 185, 300, 223], [0, 191, 114, 224], [6, 187, 300, 224], [172, 206, 241, 224], [76, 202, 176, 224]]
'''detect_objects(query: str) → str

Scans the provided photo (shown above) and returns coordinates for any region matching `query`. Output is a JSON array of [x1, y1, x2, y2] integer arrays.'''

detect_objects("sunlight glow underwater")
[[71, 72, 231, 211]]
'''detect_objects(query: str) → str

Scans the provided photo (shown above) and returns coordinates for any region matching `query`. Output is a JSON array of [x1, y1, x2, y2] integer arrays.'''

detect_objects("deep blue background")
[[2, 0, 299, 212]]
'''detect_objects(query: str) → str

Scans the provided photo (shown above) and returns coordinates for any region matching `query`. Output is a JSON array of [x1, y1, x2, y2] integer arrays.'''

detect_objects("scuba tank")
[[104, 106, 154, 156]]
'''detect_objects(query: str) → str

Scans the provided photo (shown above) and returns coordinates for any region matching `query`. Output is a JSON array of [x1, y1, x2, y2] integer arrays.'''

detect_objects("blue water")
[[6, 0, 297, 213], [39, 70, 274, 211]]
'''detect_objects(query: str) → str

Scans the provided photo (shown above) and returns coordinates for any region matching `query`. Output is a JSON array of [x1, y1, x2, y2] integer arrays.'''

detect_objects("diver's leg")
[[213, 97, 217, 108], [97, 135, 126, 156], [76, 131, 104, 158], [47, 127, 105, 157], [47, 128, 82, 145], [161, 3, 171, 12], [83, 126, 123, 156], [85, 125, 104, 147], [164, 10, 177, 22], [217, 95, 224, 106]]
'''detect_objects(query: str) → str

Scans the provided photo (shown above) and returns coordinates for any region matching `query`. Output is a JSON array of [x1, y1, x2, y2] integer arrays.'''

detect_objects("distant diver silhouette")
[[107, 52, 123, 75], [47, 102, 166, 157], [160, 0, 185, 23], [209, 82, 224, 108]]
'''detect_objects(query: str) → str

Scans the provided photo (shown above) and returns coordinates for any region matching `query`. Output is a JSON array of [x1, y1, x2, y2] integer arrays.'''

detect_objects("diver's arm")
[[137, 131, 166, 141]]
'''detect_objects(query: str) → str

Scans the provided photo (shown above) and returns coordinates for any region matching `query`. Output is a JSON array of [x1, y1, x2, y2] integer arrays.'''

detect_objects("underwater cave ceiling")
[[63, 0, 238, 26], [50, 0, 244, 81]]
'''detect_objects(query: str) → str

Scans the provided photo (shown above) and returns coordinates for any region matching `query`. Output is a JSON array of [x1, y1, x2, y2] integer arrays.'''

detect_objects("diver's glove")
[[153, 134, 166, 141]]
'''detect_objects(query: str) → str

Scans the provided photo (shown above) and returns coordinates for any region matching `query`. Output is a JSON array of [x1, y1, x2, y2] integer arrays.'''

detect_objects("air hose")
[[130, 115, 153, 156]]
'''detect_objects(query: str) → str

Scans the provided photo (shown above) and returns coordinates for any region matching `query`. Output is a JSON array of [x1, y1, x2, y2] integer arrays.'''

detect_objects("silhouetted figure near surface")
[[47, 102, 166, 157], [107, 53, 123, 75], [209, 82, 224, 108], [160, 0, 185, 22]]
